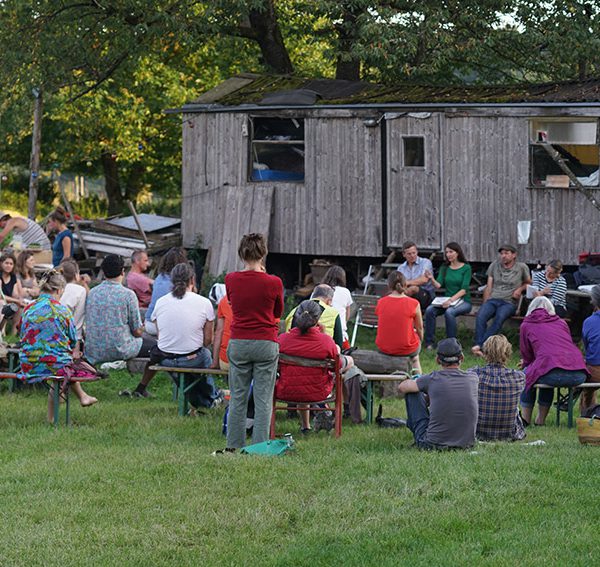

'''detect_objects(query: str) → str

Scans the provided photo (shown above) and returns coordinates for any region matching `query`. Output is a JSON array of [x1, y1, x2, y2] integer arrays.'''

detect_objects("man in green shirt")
[[472, 245, 531, 355]]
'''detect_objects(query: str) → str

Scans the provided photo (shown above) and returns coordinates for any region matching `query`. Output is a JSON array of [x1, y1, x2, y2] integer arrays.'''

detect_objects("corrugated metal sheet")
[[106, 214, 180, 232]]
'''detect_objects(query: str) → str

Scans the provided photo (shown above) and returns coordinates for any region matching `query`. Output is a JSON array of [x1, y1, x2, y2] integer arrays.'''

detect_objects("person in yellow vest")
[[285, 284, 344, 349]]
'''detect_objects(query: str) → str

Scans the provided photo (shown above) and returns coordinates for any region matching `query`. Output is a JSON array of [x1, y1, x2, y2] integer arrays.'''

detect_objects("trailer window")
[[529, 119, 599, 188], [403, 137, 425, 167], [249, 117, 304, 182]]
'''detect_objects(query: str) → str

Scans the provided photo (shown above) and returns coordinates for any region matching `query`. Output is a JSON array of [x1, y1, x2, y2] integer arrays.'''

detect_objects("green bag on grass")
[[240, 435, 295, 456]]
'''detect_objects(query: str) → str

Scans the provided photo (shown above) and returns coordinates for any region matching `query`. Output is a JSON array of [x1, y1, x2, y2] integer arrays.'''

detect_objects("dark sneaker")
[[211, 390, 225, 409], [211, 448, 236, 456], [118, 389, 132, 397], [132, 389, 153, 399]]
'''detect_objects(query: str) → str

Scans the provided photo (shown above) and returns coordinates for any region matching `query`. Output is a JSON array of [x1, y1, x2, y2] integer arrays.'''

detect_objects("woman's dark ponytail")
[[170, 263, 194, 299]]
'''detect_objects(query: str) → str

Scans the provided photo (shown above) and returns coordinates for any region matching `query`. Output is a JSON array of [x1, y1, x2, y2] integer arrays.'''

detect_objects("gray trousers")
[[226, 339, 279, 449]]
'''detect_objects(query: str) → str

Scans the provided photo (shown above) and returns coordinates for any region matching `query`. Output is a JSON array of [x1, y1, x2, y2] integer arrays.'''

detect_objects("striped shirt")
[[532, 271, 567, 309], [471, 364, 526, 441], [18, 218, 51, 250]]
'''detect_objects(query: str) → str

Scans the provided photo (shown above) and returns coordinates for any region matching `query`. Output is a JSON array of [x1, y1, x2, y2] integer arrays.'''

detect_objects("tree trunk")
[[334, 7, 361, 81], [101, 152, 123, 215], [124, 162, 146, 202], [28, 90, 43, 220], [248, 1, 294, 74]]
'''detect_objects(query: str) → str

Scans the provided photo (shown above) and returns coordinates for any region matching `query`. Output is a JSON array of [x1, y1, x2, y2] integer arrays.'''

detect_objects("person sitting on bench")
[[398, 338, 478, 450], [472, 245, 530, 357], [519, 297, 588, 426], [85, 254, 157, 397], [581, 285, 600, 416], [375, 271, 423, 373], [470, 335, 526, 441], [144, 247, 188, 335], [20, 270, 97, 422], [531, 259, 568, 318], [285, 284, 343, 349], [150, 262, 224, 411]]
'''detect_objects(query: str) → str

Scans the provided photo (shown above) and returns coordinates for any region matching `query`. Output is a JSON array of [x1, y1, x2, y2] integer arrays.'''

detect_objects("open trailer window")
[[250, 117, 305, 182], [529, 119, 599, 188]]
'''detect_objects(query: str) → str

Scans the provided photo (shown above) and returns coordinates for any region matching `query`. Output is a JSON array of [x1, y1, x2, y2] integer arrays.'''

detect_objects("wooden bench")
[[1, 347, 21, 392], [363, 375, 600, 428], [0, 371, 106, 426], [148, 365, 228, 416], [364, 373, 411, 424], [533, 383, 600, 428]]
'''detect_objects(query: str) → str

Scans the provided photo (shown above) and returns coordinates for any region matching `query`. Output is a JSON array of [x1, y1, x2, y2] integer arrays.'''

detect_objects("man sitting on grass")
[[85, 254, 157, 398], [398, 338, 478, 449]]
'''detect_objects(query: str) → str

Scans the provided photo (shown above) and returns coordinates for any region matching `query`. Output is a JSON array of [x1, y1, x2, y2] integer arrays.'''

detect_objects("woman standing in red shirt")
[[221, 233, 284, 452], [375, 271, 423, 373]]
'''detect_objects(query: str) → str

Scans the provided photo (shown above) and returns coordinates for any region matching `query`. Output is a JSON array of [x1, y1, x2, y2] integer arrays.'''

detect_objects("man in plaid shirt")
[[471, 335, 526, 441]]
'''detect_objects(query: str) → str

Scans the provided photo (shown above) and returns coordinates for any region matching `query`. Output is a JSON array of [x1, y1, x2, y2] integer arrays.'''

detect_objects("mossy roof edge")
[[210, 74, 600, 106]]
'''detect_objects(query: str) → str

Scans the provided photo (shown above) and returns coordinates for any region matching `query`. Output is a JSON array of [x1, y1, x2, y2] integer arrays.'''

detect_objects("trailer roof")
[[174, 73, 600, 112]]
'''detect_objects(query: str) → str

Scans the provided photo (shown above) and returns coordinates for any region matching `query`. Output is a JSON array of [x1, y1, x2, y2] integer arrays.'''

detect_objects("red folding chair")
[[270, 353, 343, 438]]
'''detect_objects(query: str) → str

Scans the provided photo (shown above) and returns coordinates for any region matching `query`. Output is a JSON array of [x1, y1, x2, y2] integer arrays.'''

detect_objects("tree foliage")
[[1, 1, 600, 215]]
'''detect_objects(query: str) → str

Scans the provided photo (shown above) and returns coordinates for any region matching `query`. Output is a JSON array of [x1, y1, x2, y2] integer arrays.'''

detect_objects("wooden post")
[[28, 89, 43, 220], [58, 182, 90, 259], [126, 200, 151, 249]]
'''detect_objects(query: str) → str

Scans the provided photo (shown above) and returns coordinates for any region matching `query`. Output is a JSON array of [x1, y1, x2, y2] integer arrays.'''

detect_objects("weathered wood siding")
[[182, 112, 383, 266], [269, 116, 382, 256], [386, 114, 441, 249], [442, 114, 600, 264], [182, 107, 600, 268]]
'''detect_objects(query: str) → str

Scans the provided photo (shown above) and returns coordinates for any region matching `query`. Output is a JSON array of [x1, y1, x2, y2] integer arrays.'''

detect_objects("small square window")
[[403, 137, 425, 167]]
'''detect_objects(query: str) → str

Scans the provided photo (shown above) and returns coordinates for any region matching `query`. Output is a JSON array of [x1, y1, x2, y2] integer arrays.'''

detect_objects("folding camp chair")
[[270, 353, 343, 438]]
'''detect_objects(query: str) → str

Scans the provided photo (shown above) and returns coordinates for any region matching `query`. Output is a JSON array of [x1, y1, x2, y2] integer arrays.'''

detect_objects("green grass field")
[[0, 325, 597, 566]]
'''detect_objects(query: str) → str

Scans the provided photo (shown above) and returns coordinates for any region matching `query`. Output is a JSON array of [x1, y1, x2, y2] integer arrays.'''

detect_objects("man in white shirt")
[[151, 262, 223, 410]]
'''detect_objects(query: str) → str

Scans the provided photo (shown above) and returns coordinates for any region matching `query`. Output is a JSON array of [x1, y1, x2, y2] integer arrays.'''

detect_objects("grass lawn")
[[0, 324, 597, 566]]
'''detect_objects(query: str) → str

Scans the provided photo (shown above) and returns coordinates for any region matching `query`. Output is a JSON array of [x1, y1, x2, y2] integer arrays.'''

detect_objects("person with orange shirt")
[[211, 294, 233, 371], [375, 271, 423, 373]]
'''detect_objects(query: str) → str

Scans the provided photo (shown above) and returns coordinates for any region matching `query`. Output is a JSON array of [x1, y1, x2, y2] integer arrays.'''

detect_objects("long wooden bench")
[[0, 371, 106, 426], [363, 374, 600, 428], [364, 373, 410, 424], [148, 365, 228, 416], [533, 383, 600, 428]]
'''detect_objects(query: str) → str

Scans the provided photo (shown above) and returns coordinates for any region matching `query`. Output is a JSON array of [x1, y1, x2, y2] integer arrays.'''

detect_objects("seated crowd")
[[3, 230, 600, 452]]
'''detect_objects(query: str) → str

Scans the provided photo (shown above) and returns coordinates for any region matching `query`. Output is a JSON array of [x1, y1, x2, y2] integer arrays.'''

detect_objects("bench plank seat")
[[148, 365, 229, 416], [0, 371, 106, 426]]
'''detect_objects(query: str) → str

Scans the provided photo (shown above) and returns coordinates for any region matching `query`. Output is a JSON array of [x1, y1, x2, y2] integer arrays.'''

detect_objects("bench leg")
[[567, 388, 574, 428], [53, 382, 60, 426], [65, 385, 70, 426], [178, 373, 186, 416], [366, 381, 373, 424], [8, 352, 17, 393]]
